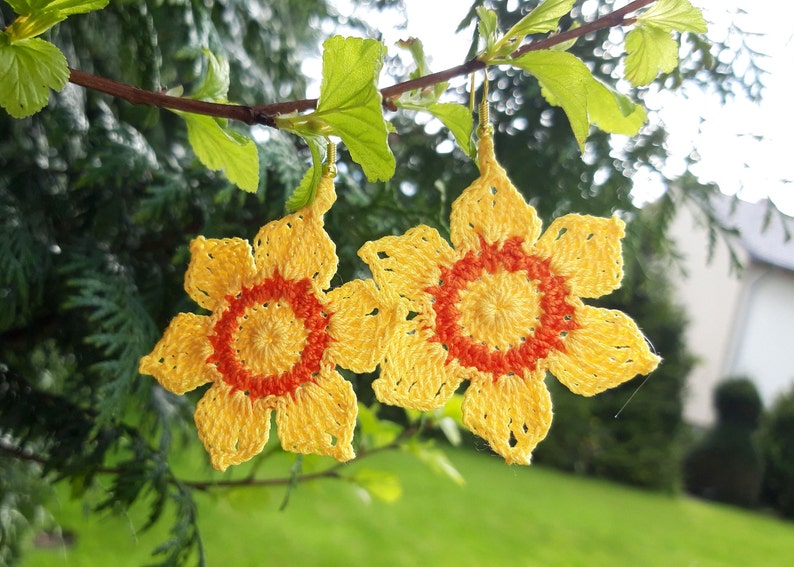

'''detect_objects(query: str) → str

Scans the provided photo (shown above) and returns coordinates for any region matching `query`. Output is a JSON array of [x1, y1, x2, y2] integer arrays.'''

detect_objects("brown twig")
[[67, 0, 656, 127]]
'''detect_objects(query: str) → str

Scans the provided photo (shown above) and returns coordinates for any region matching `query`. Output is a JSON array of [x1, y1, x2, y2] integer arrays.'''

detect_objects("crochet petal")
[[534, 214, 625, 299], [252, 189, 337, 290], [194, 382, 272, 471], [548, 305, 661, 396], [450, 135, 542, 254], [359, 225, 456, 308], [326, 278, 406, 373], [276, 368, 357, 462], [252, 216, 337, 292], [184, 237, 257, 311], [138, 313, 216, 394], [462, 372, 552, 465], [373, 320, 467, 411]]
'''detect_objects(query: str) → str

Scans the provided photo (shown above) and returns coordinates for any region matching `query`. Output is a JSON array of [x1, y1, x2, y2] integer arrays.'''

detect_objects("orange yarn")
[[360, 127, 661, 464], [428, 235, 579, 378], [139, 165, 403, 471], [207, 271, 332, 399]]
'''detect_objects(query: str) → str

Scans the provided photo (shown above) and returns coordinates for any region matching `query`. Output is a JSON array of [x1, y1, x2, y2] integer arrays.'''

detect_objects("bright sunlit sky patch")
[[325, 0, 794, 215]]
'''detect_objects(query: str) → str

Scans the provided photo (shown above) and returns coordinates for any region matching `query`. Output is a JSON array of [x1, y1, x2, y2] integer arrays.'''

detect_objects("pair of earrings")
[[139, 119, 659, 471]]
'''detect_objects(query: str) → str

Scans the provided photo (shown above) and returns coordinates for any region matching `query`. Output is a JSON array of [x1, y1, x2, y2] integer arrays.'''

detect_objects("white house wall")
[[670, 206, 745, 425], [670, 197, 794, 425], [726, 264, 794, 407]]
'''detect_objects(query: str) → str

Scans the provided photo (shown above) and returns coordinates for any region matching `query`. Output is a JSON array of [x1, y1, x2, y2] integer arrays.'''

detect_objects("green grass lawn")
[[20, 447, 794, 566]]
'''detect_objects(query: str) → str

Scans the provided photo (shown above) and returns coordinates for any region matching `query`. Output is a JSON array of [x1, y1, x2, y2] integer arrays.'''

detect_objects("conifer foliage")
[[0, 0, 762, 564]]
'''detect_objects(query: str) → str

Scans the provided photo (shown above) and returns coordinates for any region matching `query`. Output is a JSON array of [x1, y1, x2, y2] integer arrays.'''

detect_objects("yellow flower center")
[[233, 299, 309, 377], [426, 236, 579, 379], [458, 269, 542, 351], [208, 271, 332, 399]]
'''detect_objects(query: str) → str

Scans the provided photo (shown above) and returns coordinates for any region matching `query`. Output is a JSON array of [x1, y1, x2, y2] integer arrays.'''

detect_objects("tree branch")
[[67, 0, 655, 127]]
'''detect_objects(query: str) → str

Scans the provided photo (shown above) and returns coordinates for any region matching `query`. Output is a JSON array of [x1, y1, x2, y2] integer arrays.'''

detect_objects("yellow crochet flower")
[[140, 166, 401, 471], [359, 129, 660, 465]]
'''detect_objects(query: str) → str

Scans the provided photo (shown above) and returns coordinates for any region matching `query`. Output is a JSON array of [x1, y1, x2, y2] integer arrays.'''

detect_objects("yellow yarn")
[[360, 128, 660, 465], [139, 165, 403, 471]]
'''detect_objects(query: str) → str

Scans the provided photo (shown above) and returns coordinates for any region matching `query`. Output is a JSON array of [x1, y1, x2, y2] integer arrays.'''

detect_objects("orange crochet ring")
[[208, 270, 333, 399], [427, 235, 579, 380]]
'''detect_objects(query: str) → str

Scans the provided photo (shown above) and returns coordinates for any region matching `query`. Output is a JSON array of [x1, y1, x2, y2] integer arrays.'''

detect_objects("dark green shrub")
[[683, 377, 764, 508], [715, 378, 764, 429], [760, 384, 794, 519]]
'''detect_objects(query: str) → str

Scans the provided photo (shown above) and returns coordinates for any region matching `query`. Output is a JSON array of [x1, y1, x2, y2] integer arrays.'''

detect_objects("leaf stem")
[[66, 0, 655, 127]]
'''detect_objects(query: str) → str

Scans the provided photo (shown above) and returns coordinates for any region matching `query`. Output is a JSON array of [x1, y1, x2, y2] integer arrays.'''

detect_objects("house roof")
[[714, 195, 794, 271]]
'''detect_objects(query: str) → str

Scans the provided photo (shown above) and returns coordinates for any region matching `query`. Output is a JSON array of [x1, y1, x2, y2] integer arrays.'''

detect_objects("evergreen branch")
[[181, 432, 412, 491], [0, 431, 410, 492], [66, 0, 657, 125]]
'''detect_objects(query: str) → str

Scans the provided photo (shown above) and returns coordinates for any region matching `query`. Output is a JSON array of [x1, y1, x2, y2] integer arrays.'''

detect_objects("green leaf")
[[356, 403, 403, 449], [16, 0, 109, 16], [349, 468, 402, 503], [396, 37, 447, 101], [406, 439, 465, 486], [397, 100, 475, 159], [4, 0, 109, 41], [180, 113, 259, 193], [587, 82, 647, 136], [476, 6, 499, 55], [504, 0, 576, 38], [624, 26, 679, 87], [3, 0, 34, 14], [636, 0, 707, 33], [396, 37, 431, 80], [284, 136, 325, 211], [513, 50, 646, 149], [315, 36, 394, 183], [437, 416, 462, 447], [190, 50, 230, 102], [0, 36, 68, 118], [441, 393, 465, 426], [427, 103, 475, 159]]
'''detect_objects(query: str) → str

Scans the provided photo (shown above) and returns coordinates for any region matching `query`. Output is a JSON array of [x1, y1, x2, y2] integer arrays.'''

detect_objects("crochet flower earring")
[[359, 105, 660, 464], [140, 144, 402, 471]]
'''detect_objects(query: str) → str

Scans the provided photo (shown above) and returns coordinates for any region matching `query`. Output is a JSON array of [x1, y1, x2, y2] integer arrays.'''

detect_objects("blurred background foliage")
[[0, 0, 777, 564]]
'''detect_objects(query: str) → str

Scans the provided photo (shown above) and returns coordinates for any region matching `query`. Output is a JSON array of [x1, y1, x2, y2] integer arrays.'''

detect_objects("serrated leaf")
[[315, 36, 394, 182], [350, 468, 402, 503], [504, 0, 576, 39], [181, 113, 259, 192], [624, 26, 679, 87], [285, 136, 325, 211], [513, 50, 646, 149], [0, 36, 68, 118], [637, 0, 707, 33], [190, 50, 230, 102], [476, 6, 499, 55]]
